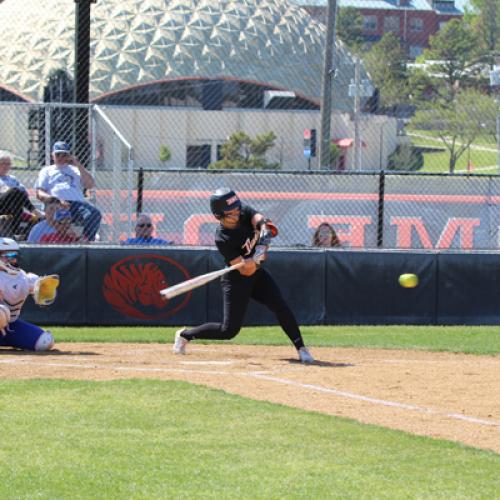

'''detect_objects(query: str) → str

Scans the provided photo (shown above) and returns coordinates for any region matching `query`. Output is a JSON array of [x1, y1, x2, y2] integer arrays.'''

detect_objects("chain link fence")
[[0, 99, 499, 250], [0, 0, 499, 249]]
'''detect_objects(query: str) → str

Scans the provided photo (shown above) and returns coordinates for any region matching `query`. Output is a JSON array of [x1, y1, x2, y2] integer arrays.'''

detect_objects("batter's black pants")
[[182, 267, 305, 350]]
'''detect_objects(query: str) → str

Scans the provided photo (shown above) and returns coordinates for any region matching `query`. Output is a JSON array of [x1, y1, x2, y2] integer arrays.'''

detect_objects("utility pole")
[[353, 57, 361, 170], [349, 59, 374, 170], [318, 0, 338, 169], [490, 67, 499, 172], [74, 0, 96, 166]]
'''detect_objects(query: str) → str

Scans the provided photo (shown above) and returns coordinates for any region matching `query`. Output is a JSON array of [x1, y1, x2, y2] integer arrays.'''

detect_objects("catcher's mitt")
[[33, 275, 60, 307]]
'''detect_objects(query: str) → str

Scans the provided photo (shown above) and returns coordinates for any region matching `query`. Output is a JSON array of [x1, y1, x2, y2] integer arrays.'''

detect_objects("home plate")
[[180, 360, 237, 366]]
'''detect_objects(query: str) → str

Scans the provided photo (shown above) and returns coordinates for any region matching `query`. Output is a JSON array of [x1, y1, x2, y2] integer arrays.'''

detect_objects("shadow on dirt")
[[0, 348, 100, 356], [285, 358, 354, 368]]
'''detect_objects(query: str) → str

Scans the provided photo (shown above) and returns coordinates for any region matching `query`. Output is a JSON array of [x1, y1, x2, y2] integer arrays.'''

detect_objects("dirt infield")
[[1, 343, 499, 454]]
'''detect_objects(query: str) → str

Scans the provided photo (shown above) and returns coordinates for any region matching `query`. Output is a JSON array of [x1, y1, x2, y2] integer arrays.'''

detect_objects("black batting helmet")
[[210, 188, 241, 217]]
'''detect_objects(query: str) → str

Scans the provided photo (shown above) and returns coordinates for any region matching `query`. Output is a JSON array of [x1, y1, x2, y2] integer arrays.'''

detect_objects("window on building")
[[409, 45, 423, 59], [384, 16, 400, 33], [434, 1, 455, 11], [363, 15, 377, 31], [410, 18, 423, 32], [186, 145, 211, 169]]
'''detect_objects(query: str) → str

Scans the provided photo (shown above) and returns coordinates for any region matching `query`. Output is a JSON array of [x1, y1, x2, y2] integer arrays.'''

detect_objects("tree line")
[[341, 0, 498, 173]]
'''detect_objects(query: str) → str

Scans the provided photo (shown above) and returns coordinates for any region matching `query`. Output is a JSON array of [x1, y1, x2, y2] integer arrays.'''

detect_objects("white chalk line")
[[248, 373, 500, 427], [1, 358, 499, 428]]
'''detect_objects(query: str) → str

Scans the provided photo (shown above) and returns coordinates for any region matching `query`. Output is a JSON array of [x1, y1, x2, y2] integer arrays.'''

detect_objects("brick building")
[[299, 0, 464, 59]]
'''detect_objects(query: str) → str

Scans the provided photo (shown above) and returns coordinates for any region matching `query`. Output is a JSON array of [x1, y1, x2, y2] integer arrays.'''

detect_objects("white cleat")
[[173, 328, 188, 355], [298, 347, 314, 364]]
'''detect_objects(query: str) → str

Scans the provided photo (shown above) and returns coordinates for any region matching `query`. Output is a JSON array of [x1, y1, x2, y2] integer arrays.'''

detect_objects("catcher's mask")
[[0, 237, 20, 274], [210, 188, 241, 219]]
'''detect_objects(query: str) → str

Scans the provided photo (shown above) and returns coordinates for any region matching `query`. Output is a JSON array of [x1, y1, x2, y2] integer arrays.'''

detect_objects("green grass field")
[[407, 129, 497, 149], [53, 324, 500, 355], [407, 133, 499, 174], [1, 325, 499, 498]]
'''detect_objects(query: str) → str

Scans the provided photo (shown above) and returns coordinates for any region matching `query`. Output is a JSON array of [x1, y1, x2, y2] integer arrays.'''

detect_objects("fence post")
[[377, 170, 385, 248], [44, 104, 51, 166], [136, 167, 144, 215]]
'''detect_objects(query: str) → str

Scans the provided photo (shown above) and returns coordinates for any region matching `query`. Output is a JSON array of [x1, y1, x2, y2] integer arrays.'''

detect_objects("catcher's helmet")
[[0, 237, 20, 274], [210, 188, 241, 217], [0, 237, 19, 253]]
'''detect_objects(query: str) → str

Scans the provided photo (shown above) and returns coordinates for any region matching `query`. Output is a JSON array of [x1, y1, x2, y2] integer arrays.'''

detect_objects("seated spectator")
[[312, 222, 341, 248], [122, 214, 173, 245], [0, 150, 43, 237], [35, 141, 101, 241], [27, 196, 61, 243], [39, 208, 88, 244]]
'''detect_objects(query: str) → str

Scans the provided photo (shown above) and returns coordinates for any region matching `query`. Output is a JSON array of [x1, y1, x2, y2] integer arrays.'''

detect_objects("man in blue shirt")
[[122, 213, 173, 245]]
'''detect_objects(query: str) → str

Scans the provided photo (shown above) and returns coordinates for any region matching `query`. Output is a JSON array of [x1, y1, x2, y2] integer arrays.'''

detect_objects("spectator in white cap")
[[34, 141, 101, 241]]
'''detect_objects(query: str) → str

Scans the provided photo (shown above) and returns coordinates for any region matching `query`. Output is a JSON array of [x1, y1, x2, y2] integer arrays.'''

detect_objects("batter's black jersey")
[[215, 204, 259, 265]]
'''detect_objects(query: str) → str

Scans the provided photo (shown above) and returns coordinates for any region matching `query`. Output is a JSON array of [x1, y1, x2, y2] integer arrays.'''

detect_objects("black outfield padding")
[[85, 247, 210, 326], [325, 250, 437, 325], [22, 247, 86, 325], [437, 253, 500, 325], [16, 246, 500, 326]]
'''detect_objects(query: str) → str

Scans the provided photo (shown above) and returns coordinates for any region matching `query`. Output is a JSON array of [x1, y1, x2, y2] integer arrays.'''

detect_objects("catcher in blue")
[[173, 188, 314, 364], [0, 238, 59, 351]]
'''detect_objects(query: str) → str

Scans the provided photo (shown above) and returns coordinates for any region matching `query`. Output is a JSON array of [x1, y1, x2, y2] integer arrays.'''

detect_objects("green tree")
[[387, 144, 424, 171], [407, 66, 441, 107], [209, 131, 279, 170], [337, 7, 364, 51], [411, 89, 496, 173], [329, 143, 342, 169], [364, 33, 408, 110], [469, 0, 499, 70], [159, 145, 171, 163], [422, 18, 482, 97]]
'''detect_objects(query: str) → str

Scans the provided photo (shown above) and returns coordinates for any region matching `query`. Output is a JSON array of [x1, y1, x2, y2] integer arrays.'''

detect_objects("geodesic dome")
[[0, 0, 368, 111]]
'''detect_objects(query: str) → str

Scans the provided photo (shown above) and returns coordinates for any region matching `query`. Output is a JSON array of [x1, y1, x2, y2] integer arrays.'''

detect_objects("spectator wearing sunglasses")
[[122, 214, 173, 245], [34, 141, 101, 241]]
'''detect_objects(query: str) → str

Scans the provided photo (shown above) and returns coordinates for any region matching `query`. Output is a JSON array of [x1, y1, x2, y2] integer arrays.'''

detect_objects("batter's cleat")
[[298, 347, 314, 364], [173, 328, 188, 355]]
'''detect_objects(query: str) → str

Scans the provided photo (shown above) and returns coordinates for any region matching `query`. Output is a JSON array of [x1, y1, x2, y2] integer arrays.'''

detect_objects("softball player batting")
[[173, 188, 314, 364], [0, 238, 59, 351]]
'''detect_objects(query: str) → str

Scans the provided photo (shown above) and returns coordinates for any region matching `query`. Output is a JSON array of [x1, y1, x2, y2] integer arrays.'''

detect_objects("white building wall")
[[103, 105, 396, 171], [0, 103, 397, 171]]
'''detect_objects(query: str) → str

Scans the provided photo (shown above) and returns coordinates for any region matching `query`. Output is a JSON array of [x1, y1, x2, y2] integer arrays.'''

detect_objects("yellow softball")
[[399, 273, 419, 288]]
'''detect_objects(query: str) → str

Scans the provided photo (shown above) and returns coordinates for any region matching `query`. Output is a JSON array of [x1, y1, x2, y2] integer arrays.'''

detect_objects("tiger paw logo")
[[103, 254, 192, 319]]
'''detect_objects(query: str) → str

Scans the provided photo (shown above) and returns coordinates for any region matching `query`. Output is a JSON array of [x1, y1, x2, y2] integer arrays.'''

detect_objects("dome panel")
[[0, 0, 368, 111]]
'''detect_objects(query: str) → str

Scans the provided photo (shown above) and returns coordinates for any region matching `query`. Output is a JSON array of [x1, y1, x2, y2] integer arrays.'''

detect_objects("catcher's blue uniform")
[[0, 268, 54, 351]]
